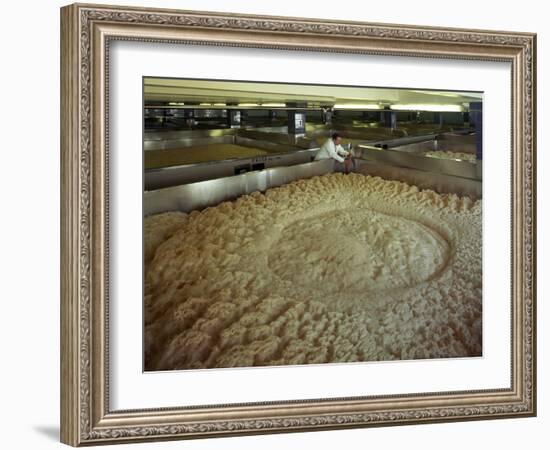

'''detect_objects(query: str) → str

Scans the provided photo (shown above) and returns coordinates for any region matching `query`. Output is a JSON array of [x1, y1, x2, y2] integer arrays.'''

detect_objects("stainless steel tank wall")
[[144, 128, 235, 151], [388, 135, 476, 155], [144, 157, 480, 217], [144, 159, 335, 215], [143, 125, 412, 152], [356, 145, 481, 180], [354, 160, 481, 199], [145, 147, 320, 191], [143, 129, 481, 214]]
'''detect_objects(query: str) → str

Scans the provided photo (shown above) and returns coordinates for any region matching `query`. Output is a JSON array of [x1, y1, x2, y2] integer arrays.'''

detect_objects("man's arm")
[[335, 144, 350, 158], [326, 142, 345, 162]]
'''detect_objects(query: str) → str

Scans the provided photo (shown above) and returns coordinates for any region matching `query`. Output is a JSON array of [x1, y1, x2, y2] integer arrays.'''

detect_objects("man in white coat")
[[314, 132, 353, 173]]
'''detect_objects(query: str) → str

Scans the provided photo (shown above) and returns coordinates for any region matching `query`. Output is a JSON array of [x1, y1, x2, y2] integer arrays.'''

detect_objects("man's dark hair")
[[331, 132, 341, 140]]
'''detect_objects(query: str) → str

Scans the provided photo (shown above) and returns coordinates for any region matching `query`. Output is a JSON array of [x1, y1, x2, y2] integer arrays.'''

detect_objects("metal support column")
[[432, 112, 443, 129], [184, 108, 195, 128], [322, 107, 333, 125], [382, 109, 396, 130], [227, 109, 242, 128]]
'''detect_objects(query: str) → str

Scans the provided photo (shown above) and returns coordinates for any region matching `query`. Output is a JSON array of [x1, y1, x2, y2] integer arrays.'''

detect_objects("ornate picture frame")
[[60, 3, 536, 446]]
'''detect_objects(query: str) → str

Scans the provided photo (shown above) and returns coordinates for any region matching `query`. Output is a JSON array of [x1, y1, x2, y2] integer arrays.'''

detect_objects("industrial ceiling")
[[144, 77, 482, 111]]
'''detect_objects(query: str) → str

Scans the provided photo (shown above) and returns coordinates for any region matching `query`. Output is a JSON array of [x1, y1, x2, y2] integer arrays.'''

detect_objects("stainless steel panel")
[[236, 130, 315, 148], [365, 134, 439, 148], [144, 135, 236, 151], [250, 126, 291, 133], [145, 148, 320, 190], [234, 136, 303, 153], [143, 130, 480, 194], [144, 128, 235, 142], [355, 160, 481, 199], [144, 159, 334, 215], [144, 129, 313, 152], [364, 131, 476, 153], [391, 138, 476, 155], [144, 126, 409, 152], [356, 145, 481, 180]]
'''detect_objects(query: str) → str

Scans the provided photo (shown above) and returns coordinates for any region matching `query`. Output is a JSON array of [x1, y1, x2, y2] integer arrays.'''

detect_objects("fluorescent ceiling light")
[[333, 104, 382, 110], [168, 102, 185, 106], [390, 104, 464, 112], [260, 103, 286, 107]]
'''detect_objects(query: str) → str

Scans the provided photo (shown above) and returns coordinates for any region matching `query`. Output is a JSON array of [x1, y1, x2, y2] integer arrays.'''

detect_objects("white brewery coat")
[[314, 139, 349, 163]]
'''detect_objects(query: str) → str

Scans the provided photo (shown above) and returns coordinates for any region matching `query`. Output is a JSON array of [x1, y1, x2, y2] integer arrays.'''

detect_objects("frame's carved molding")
[[60, 3, 536, 446]]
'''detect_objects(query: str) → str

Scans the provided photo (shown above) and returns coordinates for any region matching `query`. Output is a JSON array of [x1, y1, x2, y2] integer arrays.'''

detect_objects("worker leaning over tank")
[[314, 132, 355, 173]]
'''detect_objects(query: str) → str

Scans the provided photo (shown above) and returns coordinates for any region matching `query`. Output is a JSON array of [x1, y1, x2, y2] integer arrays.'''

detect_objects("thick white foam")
[[145, 174, 481, 371]]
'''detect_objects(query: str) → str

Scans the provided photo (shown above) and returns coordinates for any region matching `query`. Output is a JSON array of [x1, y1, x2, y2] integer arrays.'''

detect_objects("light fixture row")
[[164, 102, 466, 111]]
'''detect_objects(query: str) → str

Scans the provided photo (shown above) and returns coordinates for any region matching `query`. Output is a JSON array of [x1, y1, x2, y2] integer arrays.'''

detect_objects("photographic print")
[[143, 78, 483, 371]]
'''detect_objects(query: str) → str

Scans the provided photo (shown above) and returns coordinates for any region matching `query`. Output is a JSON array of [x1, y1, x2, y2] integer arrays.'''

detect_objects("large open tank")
[[144, 167, 482, 371]]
